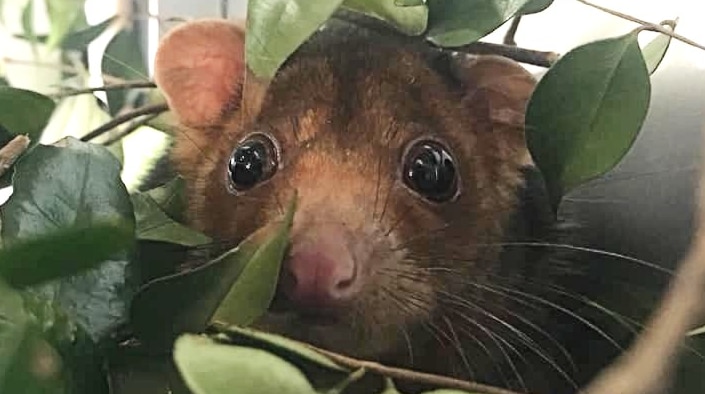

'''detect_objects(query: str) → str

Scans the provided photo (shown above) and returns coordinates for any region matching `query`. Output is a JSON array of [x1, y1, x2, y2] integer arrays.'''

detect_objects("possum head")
[[154, 18, 538, 380]]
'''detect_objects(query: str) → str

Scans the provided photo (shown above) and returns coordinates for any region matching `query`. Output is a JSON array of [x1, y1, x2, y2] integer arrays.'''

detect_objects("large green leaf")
[[425, 0, 532, 47], [174, 335, 317, 394], [1, 137, 136, 340], [210, 195, 296, 326], [525, 31, 651, 208], [216, 325, 346, 373], [0, 87, 56, 141], [0, 222, 134, 289], [130, 196, 295, 348], [45, 0, 85, 49], [342, 0, 428, 36], [246, 0, 345, 80], [14, 17, 117, 52]]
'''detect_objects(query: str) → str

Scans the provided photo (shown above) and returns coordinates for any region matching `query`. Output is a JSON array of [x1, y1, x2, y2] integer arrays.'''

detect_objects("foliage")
[[0, 0, 698, 394]]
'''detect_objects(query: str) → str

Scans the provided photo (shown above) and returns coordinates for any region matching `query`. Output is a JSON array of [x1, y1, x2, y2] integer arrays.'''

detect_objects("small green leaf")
[[518, 0, 553, 15], [1, 137, 136, 340], [0, 87, 56, 140], [641, 20, 677, 75], [130, 195, 296, 347], [210, 195, 296, 326], [144, 176, 187, 222], [61, 16, 116, 51], [174, 335, 317, 394], [216, 325, 347, 373], [426, 0, 532, 47], [342, 0, 428, 36], [246, 0, 345, 80], [20, 0, 38, 51], [45, 0, 85, 49], [525, 31, 651, 208], [0, 222, 134, 289], [131, 192, 211, 247], [102, 27, 149, 115]]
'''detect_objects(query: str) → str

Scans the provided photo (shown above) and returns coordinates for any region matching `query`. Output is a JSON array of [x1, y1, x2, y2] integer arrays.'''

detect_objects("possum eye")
[[402, 140, 458, 202], [228, 133, 278, 191]]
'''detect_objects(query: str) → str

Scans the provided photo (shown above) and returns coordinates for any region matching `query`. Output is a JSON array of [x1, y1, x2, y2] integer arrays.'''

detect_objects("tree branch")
[[575, 0, 705, 52], [52, 81, 156, 99], [450, 41, 559, 68], [308, 345, 525, 394], [103, 112, 163, 146], [80, 103, 169, 142]]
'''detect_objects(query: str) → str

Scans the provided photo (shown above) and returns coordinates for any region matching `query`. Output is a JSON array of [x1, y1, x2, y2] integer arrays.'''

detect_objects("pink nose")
[[280, 225, 358, 311]]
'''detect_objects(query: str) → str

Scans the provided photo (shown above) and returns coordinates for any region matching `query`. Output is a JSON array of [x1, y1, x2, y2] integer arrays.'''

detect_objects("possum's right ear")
[[154, 20, 246, 128]]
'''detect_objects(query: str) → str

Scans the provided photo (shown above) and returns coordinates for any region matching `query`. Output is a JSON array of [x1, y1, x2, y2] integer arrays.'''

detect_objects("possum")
[[150, 17, 674, 393]]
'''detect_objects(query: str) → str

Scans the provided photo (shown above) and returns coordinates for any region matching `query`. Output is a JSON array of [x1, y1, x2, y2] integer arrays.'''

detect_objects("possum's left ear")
[[450, 54, 537, 164], [453, 55, 536, 131], [154, 19, 246, 128]]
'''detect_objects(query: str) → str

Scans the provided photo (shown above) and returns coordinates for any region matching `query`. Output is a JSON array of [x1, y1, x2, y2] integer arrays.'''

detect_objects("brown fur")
[[153, 18, 587, 393]]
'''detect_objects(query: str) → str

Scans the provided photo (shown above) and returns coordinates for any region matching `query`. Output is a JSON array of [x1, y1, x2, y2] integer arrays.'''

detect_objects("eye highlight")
[[402, 140, 458, 202], [228, 133, 278, 192]]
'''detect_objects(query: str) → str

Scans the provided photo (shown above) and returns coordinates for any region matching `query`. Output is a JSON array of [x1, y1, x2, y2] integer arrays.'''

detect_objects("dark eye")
[[402, 140, 458, 202], [228, 133, 278, 191]]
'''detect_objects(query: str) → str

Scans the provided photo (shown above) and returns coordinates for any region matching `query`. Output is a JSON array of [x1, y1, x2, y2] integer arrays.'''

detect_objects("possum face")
[[154, 19, 537, 373]]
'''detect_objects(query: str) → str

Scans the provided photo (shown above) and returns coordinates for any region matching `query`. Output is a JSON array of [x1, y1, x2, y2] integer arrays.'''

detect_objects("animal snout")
[[279, 224, 360, 312]]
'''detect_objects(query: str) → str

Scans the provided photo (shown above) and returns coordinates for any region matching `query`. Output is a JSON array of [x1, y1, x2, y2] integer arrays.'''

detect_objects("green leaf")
[[131, 192, 211, 247], [102, 27, 149, 115], [425, 0, 532, 47], [525, 31, 651, 208], [210, 195, 296, 326], [0, 87, 56, 140], [143, 176, 187, 222], [130, 195, 296, 347], [246, 0, 345, 80], [0, 222, 134, 289], [342, 0, 428, 36], [1, 137, 136, 340], [61, 16, 116, 51], [0, 280, 65, 394], [215, 325, 346, 373], [518, 0, 553, 15], [641, 20, 677, 75], [45, 0, 85, 49], [174, 335, 317, 394], [20, 0, 39, 50]]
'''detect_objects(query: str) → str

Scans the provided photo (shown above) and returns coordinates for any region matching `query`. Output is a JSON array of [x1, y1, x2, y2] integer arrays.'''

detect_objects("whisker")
[[442, 315, 476, 380], [439, 290, 578, 390], [454, 313, 527, 392], [477, 242, 673, 275]]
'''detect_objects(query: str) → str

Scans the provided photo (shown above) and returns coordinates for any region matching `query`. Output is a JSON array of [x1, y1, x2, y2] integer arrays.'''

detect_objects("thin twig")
[[575, 0, 705, 52], [0, 135, 31, 177], [80, 103, 169, 142], [103, 112, 163, 146], [52, 81, 156, 99], [503, 16, 522, 46], [332, 9, 558, 68], [450, 42, 559, 68], [308, 345, 525, 394]]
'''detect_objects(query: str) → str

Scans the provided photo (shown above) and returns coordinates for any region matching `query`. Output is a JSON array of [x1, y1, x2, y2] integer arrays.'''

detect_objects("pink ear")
[[154, 19, 246, 127]]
